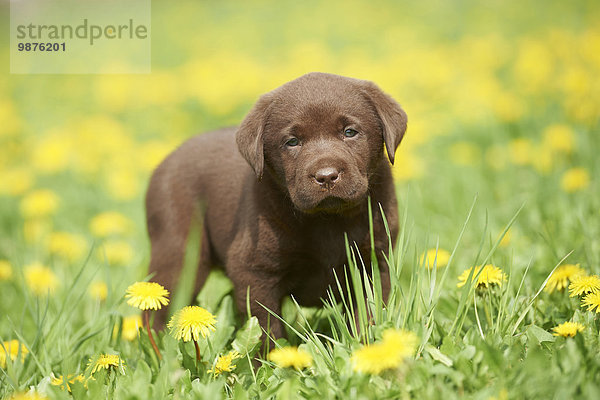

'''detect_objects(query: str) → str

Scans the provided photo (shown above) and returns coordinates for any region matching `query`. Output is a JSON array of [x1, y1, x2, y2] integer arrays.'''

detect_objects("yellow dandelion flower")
[[552, 321, 585, 337], [352, 344, 396, 375], [25, 262, 59, 296], [8, 391, 48, 400], [380, 329, 418, 359], [351, 329, 417, 374], [47, 231, 87, 262], [125, 281, 170, 311], [19, 189, 60, 219], [543, 124, 575, 154], [457, 264, 506, 289], [120, 315, 143, 341], [0, 260, 13, 281], [51, 373, 84, 392], [582, 292, 600, 313], [168, 306, 217, 342], [208, 350, 241, 376], [89, 281, 108, 301], [568, 275, 600, 297], [97, 240, 134, 265], [88, 354, 124, 374], [560, 168, 590, 193], [544, 264, 585, 293], [89, 211, 132, 238], [268, 346, 313, 370], [1, 340, 29, 368], [420, 248, 451, 269]]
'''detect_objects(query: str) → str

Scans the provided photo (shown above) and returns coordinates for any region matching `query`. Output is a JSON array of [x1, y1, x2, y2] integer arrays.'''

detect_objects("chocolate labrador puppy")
[[146, 72, 407, 340]]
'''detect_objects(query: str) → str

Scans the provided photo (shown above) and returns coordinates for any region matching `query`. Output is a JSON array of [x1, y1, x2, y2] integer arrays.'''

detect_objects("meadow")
[[1, 0, 599, 398]]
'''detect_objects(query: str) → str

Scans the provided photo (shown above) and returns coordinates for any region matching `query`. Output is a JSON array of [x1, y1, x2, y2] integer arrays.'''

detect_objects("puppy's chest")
[[285, 222, 369, 271]]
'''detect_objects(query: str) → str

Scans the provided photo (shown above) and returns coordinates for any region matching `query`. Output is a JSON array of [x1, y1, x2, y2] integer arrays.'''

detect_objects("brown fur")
[[146, 72, 407, 340]]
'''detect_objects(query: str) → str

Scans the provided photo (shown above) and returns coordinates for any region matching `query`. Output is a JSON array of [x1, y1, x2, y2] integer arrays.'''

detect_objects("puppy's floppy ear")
[[361, 81, 408, 165], [236, 94, 273, 179]]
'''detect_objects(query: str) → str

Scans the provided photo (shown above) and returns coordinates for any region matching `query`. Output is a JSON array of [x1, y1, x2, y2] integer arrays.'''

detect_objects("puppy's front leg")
[[231, 270, 284, 347]]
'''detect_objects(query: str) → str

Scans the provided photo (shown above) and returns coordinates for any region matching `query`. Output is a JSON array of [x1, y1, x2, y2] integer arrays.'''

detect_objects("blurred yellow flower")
[[351, 329, 417, 374], [89, 211, 132, 237], [168, 305, 216, 342], [0, 260, 13, 281], [552, 321, 584, 337], [121, 315, 143, 341], [380, 329, 418, 358], [498, 229, 511, 248], [544, 264, 585, 293], [491, 90, 525, 122], [71, 116, 130, 176], [268, 346, 313, 370], [0, 99, 22, 136], [50, 374, 84, 392], [47, 231, 88, 262], [582, 292, 600, 313], [560, 168, 590, 193], [208, 350, 241, 376], [508, 138, 533, 166], [31, 131, 72, 174], [392, 150, 426, 181], [126, 281, 170, 311], [543, 124, 575, 154], [137, 140, 174, 172], [449, 141, 479, 166], [0, 167, 34, 196], [569, 275, 600, 297], [89, 281, 108, 301], [531, 145, 554, 174], [88, 354, 124, 374], [457, 264, 506, 289], [420, 248, 451, 269], [1, 340, 29, 368], [513, 39, 554, 92], [98, 240, 134, 265], [104, 169, 140, 201], [94, 75, 133, 111], [25, 262, 59, 295], [23, 219, 52, 244], [19, 189, 60, 219]]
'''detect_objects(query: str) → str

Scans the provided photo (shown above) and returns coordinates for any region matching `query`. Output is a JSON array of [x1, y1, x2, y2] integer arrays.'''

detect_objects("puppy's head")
[[237, 72, 407, 214]]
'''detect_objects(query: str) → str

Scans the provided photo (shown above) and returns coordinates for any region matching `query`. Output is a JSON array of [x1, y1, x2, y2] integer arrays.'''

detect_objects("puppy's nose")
[[314, 167, 339, 186]]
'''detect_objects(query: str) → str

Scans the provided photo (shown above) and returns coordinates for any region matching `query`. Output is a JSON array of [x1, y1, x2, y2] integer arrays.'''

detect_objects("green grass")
[[1, 0, 600, 398]]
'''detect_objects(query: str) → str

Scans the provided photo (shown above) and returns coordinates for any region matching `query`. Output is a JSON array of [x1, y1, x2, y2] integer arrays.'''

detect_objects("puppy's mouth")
[[301, 194, 363, 214], [289, 172, 369, 214]]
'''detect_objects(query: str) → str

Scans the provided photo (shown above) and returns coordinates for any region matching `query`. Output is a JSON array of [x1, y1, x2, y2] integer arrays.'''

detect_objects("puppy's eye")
[[285, 138, 300, 147], [344, 128, 359, 138]]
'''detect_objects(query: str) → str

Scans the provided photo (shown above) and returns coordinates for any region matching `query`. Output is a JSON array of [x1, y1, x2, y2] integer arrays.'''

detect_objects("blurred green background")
[[0, 0, 598, 340]]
